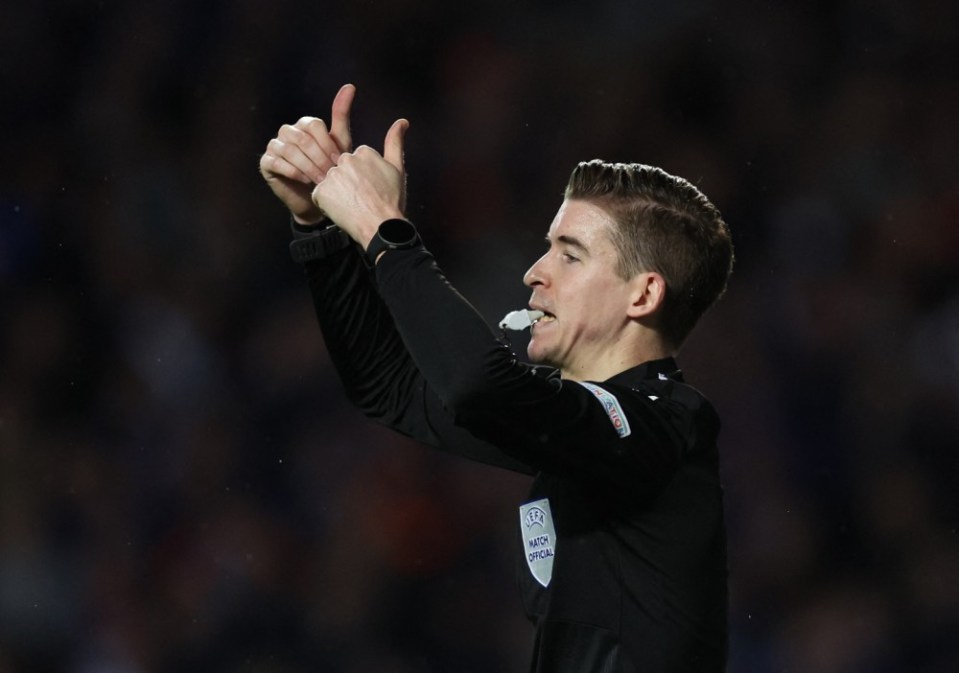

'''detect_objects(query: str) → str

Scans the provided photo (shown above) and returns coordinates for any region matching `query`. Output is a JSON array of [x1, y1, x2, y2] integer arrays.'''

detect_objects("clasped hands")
[[259, 83, 409, 251]]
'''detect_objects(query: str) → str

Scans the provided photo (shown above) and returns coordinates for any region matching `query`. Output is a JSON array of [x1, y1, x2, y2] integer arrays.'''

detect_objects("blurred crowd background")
[[2, 0, 957, 671]]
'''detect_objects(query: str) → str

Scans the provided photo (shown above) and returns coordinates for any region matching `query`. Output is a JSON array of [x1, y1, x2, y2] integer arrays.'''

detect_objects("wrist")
[[288, 217, 353, 263], [290, 215, 326, 240], [292, 213, 326, 228], [364, 218, 420, 265], [362, 206, 404, 239]]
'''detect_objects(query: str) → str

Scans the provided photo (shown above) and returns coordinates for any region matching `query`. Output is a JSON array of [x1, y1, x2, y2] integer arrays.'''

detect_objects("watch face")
[[366, 219, 418, 264], [379, 219, 417, 246]]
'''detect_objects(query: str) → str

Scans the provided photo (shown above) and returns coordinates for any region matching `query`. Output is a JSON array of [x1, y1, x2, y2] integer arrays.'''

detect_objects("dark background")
[[2, 1, 958, 671]]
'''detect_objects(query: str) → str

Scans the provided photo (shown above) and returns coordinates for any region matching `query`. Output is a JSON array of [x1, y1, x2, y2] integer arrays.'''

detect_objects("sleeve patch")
[[575, 382, 632, 438]]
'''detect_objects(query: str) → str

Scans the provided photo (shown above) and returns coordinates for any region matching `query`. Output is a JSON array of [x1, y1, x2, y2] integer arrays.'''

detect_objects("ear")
[[626, 271, 667, 319]]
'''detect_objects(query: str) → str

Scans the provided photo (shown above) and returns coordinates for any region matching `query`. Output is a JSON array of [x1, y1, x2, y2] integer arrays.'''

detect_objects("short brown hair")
[[566, 160, 734, 348]]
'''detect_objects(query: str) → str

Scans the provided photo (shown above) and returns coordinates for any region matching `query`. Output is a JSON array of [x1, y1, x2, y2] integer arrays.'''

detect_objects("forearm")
[[374, 245, 547, 417], [306, 247, 420, 427], [305, 244, 535, 474]]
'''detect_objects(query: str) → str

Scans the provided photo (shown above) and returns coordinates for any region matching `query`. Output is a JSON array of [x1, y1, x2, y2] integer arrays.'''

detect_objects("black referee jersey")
[[303, 237, 729, 673]]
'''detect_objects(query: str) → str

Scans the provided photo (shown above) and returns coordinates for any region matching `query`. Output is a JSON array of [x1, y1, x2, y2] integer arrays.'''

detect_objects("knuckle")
[[259, 154, 283, 178], [268, 139, 292, 159]]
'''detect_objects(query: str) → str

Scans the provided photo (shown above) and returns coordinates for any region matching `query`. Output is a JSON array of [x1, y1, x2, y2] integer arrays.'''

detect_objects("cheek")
[[571, 289, 619, 322], [565, 284, 628, 335], [555, 306, 606, 349]]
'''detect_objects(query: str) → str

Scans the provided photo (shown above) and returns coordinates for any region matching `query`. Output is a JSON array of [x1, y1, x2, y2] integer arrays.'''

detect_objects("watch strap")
[[289, 222, 352, 263]]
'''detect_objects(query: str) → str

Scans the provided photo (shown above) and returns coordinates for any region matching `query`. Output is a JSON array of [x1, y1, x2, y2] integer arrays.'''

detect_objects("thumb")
[[329, 83, 355, 152], [383, 118, 409, 172]]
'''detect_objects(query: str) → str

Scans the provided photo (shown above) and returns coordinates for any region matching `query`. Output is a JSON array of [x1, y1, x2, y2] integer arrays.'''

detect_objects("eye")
[[562, 252, 579, 263]]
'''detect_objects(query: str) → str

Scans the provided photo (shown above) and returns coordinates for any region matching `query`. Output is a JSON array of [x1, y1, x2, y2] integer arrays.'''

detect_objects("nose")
[[523, 253, 549, 288]]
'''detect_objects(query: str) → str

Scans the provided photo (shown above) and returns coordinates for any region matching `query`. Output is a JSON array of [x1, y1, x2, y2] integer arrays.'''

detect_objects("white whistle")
[[499, 309, 545, 331]]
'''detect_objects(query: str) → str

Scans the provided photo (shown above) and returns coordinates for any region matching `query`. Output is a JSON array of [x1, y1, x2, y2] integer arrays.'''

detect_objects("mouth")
[[531, 311, 555, 326]]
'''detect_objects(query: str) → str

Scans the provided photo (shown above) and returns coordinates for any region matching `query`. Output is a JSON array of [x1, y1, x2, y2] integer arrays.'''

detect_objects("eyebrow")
[[546, 234, 591, 256]]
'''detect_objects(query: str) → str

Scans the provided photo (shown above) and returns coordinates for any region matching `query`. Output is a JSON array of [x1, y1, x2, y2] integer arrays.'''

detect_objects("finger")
[[289, 119, 341, 173], [267, 137, 326, 183], [383, 118, 409, 173], [311, 181, 324, 208], [259, 149, 312, 184], [330, 84, 355, 153]]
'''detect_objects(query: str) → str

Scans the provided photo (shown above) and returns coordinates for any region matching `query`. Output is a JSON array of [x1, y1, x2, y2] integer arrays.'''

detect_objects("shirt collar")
[[606, 357, 683, 385]]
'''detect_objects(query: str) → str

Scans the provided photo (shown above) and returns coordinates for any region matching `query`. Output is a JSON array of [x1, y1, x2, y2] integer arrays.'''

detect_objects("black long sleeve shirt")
[[305, 241, 728, 672]]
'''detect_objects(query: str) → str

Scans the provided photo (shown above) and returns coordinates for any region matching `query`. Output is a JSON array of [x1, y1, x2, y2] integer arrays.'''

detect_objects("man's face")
[[523, 199, 637, 380]]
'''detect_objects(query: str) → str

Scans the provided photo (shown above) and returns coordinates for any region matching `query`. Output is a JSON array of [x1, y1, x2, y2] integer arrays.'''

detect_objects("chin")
[[526, 344, 556, 367]]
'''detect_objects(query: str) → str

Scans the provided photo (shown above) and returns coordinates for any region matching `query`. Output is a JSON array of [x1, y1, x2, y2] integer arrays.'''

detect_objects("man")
[[260, 84, 734, 672]]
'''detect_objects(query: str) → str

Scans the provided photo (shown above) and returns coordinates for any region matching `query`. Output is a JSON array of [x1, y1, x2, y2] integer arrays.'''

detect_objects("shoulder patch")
[[575, 382, 632, 438], [519, 498, 556, 587]]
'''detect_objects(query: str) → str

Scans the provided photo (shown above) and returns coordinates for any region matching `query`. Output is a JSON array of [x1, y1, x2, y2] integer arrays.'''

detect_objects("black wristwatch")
[[289, 218, 353, 263], [365, 218, 419, 264]]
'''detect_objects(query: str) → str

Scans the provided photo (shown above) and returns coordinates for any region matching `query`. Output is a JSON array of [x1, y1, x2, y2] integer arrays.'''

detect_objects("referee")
[[260, 84, 734, 673]]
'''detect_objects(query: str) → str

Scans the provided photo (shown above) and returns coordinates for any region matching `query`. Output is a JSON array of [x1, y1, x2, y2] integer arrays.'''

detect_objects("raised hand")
[[311, 118, 409, 249], [259, 84, 355, 225]]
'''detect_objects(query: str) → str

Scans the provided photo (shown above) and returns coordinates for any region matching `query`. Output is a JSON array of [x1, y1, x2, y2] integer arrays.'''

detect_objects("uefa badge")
[[519, 498, 556, 587]]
